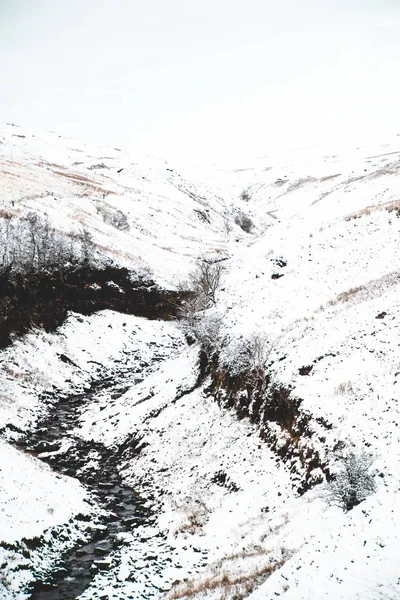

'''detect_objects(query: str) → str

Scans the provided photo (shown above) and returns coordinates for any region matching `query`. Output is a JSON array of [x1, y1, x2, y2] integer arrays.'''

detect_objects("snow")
[[0, 440, 89, 544], [0, 310, 182, 433], [0, 438, 94, 599], [0, 122, 248, 287], [1, 123, 400, 598]]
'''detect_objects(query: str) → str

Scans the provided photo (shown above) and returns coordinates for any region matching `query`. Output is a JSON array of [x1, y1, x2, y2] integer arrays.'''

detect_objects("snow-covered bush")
[[219, 332, 271, 384], [191, 313, 223, 356], [174, 497, 209, 536], [95, 202, 130, 231], [327, 450, 377, 511]]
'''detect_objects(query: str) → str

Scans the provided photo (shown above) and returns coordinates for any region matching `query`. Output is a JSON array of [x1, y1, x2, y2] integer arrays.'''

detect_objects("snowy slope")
[[0, 123, 253, 286], [204, 136, 400, 224], [0, 126, 400, 599]]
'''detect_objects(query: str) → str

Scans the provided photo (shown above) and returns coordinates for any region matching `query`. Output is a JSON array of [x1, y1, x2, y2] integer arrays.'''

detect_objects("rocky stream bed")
[[13, 376, 153, 600]]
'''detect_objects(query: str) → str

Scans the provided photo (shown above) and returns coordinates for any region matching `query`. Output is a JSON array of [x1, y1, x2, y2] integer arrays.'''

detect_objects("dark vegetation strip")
[[0, 264, 190, 347], [199, 350, 334, 494]]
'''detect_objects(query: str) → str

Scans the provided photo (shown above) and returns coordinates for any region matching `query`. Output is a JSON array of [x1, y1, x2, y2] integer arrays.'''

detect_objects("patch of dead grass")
[[344, 199, 400, 221], [167, 552, 286, 600], [328, 286, 363, 305]]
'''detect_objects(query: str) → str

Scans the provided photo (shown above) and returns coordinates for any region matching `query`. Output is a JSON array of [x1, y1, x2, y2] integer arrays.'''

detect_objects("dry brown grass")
[[77, 186, 114, 197], [51, 169, 115, 197], [167, 553, 286, 600], [53, 170, 97, 184], [325, 270, 400, 312], [0, 208, 16, 219], [318, 173, 341, 182], [1, 362, 52, 388], [344, 199, 400, 221], [328, 285, 363, 306], [286, 176, 317, 193], [0, 168, 21, 179]]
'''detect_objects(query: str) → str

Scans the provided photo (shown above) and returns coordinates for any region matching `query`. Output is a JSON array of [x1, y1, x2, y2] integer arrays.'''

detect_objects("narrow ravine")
[[14, 377, 152, 600]]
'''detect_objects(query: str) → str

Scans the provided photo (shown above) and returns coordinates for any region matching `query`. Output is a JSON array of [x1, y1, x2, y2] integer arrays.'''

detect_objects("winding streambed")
[[15, 378, 152, 600]]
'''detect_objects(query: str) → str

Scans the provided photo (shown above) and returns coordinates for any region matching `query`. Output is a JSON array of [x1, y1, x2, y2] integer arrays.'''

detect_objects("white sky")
[[1, 0, 400, 163]]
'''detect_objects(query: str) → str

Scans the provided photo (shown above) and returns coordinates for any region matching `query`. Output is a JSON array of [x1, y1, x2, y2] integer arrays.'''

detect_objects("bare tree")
[[177, 257, 225, 326], [189, 257, 225, 306], [0, 212, 95, 275]]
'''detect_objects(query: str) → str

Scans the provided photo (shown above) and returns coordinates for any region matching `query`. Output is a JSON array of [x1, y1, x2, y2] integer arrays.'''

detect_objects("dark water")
[[15, 379, 152, 600]]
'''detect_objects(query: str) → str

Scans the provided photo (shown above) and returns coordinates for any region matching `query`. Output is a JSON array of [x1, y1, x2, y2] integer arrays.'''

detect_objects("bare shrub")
[[190, 313, 223, 355], [191, 258, 225, 305], [177, 293, 208, 326], [95, 202, 130, 231], [327, 450, 377, 511], [240, 189, 252, 202], [76, 227, 94, 265], [222, 217, 233, 235], [335, 381, 354, 395], [219, 332, 272, 384], [174, 498, 208, 536]]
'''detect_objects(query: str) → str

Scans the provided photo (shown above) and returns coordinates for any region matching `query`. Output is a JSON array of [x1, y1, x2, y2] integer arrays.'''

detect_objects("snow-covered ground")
[[0, 122, 253, 286], [0, 124, 399, 599]]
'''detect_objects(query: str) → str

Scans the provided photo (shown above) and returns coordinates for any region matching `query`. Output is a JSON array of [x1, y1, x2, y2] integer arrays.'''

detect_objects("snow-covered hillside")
[[0, 124, 399, 600], [0, 123, 256, 286]]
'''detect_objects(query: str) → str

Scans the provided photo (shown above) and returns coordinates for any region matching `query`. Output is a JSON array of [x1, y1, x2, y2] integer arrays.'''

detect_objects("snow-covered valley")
[[0, 123, 399, 599]]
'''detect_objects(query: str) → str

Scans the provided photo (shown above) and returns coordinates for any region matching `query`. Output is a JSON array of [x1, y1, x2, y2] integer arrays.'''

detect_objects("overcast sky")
[[1, 0, 399, 163]]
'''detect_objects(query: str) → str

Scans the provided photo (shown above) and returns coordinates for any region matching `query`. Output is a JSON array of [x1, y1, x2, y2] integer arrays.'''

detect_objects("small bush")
[[335, 381, 354, 395], [174, 498, 209, 536], [190, 313, 223, 356], [95, 202, 130, 231], [327, 450, 377, 511], [240, 189, 252, 202], [219, 332, 272, 385]]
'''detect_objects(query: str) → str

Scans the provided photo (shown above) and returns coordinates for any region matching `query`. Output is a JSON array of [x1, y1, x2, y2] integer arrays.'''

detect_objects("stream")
[[15, 377, 152, 600]]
